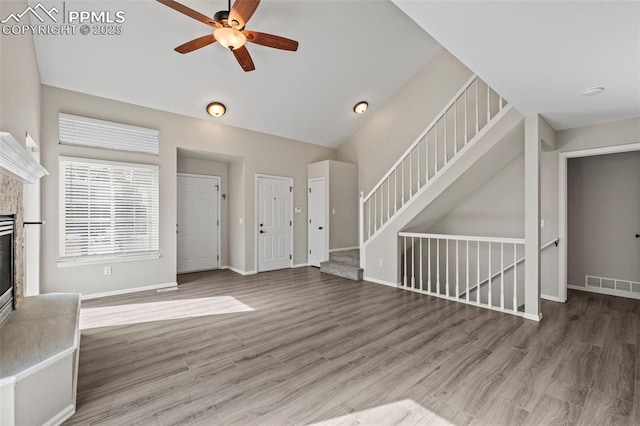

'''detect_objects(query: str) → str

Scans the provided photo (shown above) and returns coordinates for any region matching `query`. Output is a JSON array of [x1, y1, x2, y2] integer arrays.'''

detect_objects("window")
[[59, 113, 160, 155], [59, 157, 159, 264]]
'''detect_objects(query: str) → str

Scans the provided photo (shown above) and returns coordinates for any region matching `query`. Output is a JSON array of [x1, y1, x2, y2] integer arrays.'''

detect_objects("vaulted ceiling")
[[31, 0, 442, 147], [392, 0, 640, 131]]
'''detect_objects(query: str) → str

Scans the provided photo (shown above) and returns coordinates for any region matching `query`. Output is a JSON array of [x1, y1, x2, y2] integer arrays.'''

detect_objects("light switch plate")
[[294, 207, 302, 214]]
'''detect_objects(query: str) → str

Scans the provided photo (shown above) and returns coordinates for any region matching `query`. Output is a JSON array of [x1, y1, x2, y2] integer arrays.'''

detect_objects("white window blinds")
[[59, 113, 159, 155], [59, 157, 159, 261]]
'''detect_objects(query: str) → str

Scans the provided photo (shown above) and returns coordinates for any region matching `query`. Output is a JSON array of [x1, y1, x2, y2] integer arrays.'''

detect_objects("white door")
[[177, 174, 220, 273], [258, 176, 292, 272], [308, 178, 326, 267]]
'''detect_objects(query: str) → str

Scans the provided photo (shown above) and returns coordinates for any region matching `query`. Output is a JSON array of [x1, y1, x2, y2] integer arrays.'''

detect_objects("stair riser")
[[328, 255, 360, 267], [320, 262, 363, 281]]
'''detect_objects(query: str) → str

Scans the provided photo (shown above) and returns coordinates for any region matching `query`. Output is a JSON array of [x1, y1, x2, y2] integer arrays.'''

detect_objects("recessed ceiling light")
[[206, 102, 226, 117], [353, 101, 368, 114], [581, 86, 605, 97]]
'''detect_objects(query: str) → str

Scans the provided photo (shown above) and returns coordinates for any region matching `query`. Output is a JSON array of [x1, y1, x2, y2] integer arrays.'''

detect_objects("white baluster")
[[387, 178, 390, 221], [428, 237, 432, 294], [454, 101, 458, 155], [435, 123, 439, 174], [411, 237, 415, 288], [444, 115, 448, 165], [499, 95, 503, 111], [403, 236, 407, 287], [466, 241, 470, 303], [409, 150, 413, 198], [488, 242, 492, 307], [500, 242, 505, 310], [464, 89, 468, 145], [487, 83, 491, 123], [446, 239, 450, 298], [476, 241, 480, 305], [436, 238, 440, 294], [513, 243, 517, 312], [475, 79, 479, 136], [426, 132, 430, 183], [419, 238, 423, 291], [367, 200, 371, 239], [417, 142, 421, 191], [374, 192, 377, 232], [394, 169, 398, 214], [455, 240, 459, 299], [401, 160, 405, 206]]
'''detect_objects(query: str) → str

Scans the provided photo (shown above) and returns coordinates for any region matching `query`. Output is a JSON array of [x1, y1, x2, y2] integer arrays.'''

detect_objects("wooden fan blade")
[[156, 0, 219, 28], [175, 34, 216, 54], [229, 0, 260, 29], [244, 31, 298, 51], [232, 46, 255, 72]]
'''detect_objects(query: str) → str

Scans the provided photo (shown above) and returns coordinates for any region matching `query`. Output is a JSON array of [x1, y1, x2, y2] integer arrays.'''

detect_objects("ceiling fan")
[[157, 0, 299, 72]]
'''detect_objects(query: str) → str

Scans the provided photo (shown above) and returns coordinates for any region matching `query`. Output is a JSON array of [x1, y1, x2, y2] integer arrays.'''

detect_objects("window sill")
[[57, 252, 161, 268]]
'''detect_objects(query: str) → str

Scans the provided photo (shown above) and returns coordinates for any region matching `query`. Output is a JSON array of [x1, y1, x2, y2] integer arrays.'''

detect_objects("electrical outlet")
[[541, 219, 545, 228], [378, 258, 383, 267], [332, 209, 336, 215], [104, 266, 112, 276], [239, 218, 243, 225]]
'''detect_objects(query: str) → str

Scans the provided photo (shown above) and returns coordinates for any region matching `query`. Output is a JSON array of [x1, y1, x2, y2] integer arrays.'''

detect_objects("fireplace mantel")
[[0, 132, 48, 184]]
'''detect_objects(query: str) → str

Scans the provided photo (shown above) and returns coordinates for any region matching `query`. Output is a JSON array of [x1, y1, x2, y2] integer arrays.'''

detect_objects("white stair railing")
[[459, 238, 559, 299], [360, 75, 509, 245], [398, 232, 525, 316]]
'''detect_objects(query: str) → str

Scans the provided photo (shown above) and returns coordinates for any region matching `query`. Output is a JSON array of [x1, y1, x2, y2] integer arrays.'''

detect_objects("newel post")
[[524, 114, 542, 321]]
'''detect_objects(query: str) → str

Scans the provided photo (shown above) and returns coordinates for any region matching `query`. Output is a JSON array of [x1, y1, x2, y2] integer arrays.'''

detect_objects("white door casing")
[[308, 178, 326, 267], [257, 175, 292, 272], [177, 174, 220, 274]]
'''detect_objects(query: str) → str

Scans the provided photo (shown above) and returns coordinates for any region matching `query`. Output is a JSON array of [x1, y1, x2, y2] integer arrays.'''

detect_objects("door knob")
[[636, 234, 639, 238], [260, 230, 265, 234], [318, 227, 323, 230]]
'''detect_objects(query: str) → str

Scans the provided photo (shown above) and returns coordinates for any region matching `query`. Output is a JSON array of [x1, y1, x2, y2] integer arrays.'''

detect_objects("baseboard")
[[44, 404, 75, 426], [81, 282, 177, 300], [220, 266, 257, 276], [568, 284, 640, 300], [292, 263, 309, 268], [363, 275, 398, 288], [328, 246, 359, 253], [541, 294, 563, 302], [522, 312, 543, 322]]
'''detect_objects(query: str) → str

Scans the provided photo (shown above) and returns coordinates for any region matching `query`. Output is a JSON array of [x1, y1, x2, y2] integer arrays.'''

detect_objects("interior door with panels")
[[308, 178, 326, 267], [177, 174, 220, 273], [258, 175, 293, 272]]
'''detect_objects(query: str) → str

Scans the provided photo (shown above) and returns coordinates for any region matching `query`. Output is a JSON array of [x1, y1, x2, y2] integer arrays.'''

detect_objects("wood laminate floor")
[[67, 268, 640, 425]]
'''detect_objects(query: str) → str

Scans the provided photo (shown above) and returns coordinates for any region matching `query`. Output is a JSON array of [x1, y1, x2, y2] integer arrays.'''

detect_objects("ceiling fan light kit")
[[157, 0, 298, 72]]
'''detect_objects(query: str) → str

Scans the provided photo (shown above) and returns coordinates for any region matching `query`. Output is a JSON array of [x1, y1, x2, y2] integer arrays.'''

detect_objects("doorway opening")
[[559, 142, 640, 301]]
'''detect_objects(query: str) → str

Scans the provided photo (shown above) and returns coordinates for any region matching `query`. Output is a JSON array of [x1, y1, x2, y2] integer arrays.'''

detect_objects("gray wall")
[[176, 156, 229, 267], [428, 154, 525, 238], [40, 86, 335, 296], [568, 151, 640, 286], [329, 161, 358, 250], [0, 0, 42, 305], [337, 49, 473, 194]]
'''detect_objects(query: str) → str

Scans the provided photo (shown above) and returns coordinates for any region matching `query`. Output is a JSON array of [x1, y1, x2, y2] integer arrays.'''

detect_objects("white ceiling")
[[392, 0, 640, 131], [31, 0, 441, 147]]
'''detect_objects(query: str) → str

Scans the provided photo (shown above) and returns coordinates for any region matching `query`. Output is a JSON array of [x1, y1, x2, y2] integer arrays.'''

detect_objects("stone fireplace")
[[0, 132, 48, 310], [0, 174, 24, 309]]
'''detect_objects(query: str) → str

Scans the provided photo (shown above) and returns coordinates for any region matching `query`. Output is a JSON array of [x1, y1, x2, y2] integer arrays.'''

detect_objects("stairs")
[[320, 250, 363, 281]]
